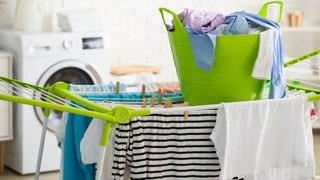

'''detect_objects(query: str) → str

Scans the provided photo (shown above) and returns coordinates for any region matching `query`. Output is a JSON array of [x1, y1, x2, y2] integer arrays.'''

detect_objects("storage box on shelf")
[[0, 51, 12, 174]]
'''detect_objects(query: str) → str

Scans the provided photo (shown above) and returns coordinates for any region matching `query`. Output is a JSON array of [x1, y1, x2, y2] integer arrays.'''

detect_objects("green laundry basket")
[[159, 1, 284, 105]]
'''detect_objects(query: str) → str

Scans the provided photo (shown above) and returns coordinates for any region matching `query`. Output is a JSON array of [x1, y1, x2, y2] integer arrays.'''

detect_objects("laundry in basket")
[[159, 1, 285, 105]]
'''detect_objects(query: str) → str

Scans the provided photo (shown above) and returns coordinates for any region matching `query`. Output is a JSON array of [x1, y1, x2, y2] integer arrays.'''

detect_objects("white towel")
[[80, 118, 106, 164], [252, 29, 274, 80], [80, 118, 120, 180], [210, 95, 315, 180]]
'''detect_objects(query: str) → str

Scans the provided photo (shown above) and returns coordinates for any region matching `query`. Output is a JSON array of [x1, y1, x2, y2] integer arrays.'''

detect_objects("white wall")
[[99, 0, 269, 68], [56, 0, 320, 66], [281, 0, 320, 58]]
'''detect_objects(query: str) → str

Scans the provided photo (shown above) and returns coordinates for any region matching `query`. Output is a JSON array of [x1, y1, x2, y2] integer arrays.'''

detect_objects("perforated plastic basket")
[[159, 1, 283, 105]]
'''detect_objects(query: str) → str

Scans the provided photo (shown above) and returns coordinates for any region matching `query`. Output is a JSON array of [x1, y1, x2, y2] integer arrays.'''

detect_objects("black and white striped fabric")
[[112, 109, 221, 180]]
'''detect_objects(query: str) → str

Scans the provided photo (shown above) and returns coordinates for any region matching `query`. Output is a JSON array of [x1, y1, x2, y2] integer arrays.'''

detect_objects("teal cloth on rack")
[[71, 83, 183, 103], [63, 111, 95, 180], [79, 92, 183, 103]]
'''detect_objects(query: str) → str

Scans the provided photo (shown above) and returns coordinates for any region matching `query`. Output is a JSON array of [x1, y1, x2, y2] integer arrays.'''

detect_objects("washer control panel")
[[82, 37, 104, 50], [17, 32, 107, 57]]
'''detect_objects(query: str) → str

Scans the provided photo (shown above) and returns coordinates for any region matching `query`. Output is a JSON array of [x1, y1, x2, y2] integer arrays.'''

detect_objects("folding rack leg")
[[35, 116, 50, 180]]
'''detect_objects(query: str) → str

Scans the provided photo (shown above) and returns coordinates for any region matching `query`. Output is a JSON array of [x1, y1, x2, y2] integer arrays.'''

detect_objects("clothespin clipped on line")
[[164, 98, 172, 108], [116, 81, 120, 94], [141, 84, 146, 98], [158, 88, 163, 105], [183, 102, 189, 120], [142, 98, 147, 108], [150, 95, 156, 107]]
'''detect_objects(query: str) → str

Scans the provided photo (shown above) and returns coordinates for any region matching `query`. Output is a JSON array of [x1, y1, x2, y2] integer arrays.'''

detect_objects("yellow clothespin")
[[142, 98, 147, 108], [164, 98, 172, 108], [183, 102, 189, 120], [141, 84, 146, 98], [116, 81, 120, 93], [150, 95, 156, 107], [158, 88, 163, 105]]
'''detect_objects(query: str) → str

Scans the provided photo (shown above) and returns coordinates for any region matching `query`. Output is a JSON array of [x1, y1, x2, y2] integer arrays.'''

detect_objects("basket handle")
[[258, 1, 284, 23], [159, 7, 184, 31]]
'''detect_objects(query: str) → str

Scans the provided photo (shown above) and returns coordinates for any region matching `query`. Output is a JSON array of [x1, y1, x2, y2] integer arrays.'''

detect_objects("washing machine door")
[[35, 60, 103, 132]]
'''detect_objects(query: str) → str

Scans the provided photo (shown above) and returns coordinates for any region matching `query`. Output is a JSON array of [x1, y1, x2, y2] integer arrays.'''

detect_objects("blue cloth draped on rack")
[[62, 84, 183, 180], [63, 109, 95, 180], [75, 92, 183, 103], [227, 11, 286, 99]]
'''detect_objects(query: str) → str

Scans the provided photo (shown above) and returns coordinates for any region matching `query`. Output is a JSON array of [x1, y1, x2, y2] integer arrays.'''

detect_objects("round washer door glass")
[[35, 60, 103, 132]]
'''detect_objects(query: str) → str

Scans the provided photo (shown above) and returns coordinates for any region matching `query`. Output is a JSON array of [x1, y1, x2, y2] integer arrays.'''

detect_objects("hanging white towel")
[[80, 118, 106, 164], [250, 102, 317, 180], [210, 95, 314, 180], [80, 119, 130, 180], [252, 29, 274, 80], [55, 112, 68, 145]]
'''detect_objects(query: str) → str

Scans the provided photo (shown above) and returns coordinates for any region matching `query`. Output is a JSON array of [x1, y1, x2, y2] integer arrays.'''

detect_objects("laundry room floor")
[[0, 168, 59, 180]]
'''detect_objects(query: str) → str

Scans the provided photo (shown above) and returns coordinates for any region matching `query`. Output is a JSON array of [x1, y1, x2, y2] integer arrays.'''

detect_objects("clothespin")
[[115, 81, 120, 93], [164, 98, 172, 108], [158, 88, 163, 105], [142, 98, 147, 108], [183, 102, 189, 120], [150, 95, 156, 107], [141, 84, 146, 98]]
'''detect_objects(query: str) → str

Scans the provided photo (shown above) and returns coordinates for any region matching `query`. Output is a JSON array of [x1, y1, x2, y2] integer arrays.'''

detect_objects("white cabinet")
[[0, 51, 12, 141]]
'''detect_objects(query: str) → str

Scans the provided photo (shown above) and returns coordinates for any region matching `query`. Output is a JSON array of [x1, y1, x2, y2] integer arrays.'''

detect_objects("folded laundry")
[[57, 9, 105, 32], [57, 9, 103, 23]]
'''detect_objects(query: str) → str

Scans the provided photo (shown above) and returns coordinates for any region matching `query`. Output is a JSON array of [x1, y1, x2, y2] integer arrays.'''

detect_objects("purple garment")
[[178, 8, 225, 34]]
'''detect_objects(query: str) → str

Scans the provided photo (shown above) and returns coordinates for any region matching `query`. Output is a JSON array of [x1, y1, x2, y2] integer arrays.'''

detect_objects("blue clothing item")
[[186, 26, 220, 71], [80, 92, 183, 103], [70, 84, 184, 103], [230, 11, 286, 99], [63, 112, 95, 180], [224, 15, 249, 35]]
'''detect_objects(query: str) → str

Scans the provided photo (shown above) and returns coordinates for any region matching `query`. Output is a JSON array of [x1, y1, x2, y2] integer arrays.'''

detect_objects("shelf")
[[282, 27, 320, 32]]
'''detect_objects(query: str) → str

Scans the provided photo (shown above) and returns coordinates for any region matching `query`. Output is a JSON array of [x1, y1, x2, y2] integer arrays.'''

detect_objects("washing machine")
[[0, 30, 110, 174]]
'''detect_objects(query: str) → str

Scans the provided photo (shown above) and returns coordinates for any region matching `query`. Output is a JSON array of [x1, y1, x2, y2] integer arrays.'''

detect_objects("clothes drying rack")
[[284, 49, 320, 95], [0, 77, 318, 180], [0, 50, 320, 180]]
